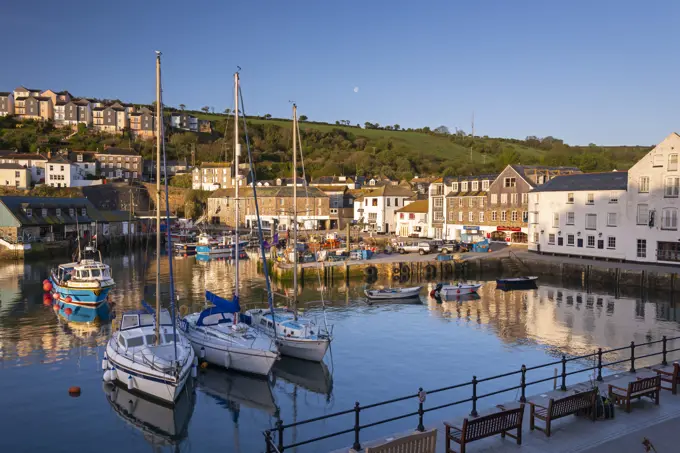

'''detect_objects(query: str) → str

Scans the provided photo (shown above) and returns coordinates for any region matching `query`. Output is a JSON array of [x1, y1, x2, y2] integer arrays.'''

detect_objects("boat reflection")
[[197, 367, 278, 415], [103, 379, 196, 447], [437, 292, 481, 303], [273, 356, 334, 401]]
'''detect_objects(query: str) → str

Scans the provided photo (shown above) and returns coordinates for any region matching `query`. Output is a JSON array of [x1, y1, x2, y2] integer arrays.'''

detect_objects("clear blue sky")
[[3, 0, 679, 145]]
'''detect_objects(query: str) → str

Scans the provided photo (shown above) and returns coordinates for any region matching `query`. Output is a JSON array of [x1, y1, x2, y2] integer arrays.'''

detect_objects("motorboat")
[[364, 286, 422, 300], [103, 52, 195, 405], [431, 282, 482, 298], [246, 307, 331, 362], [104, 308, 195, 404], [496, 276, 538, 290], [195, 233, 248, 259], [103, 378, 196, 446], [182, 291, 279, 376], [47, 243, 115, 323]]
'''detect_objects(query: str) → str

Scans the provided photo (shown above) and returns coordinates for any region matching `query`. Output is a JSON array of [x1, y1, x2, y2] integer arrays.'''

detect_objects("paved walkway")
[[339, 363, 680, 453]]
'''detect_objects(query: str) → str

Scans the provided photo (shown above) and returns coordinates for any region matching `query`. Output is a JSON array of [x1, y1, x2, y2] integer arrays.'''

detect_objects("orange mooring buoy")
[[68, 386, 81, 397]]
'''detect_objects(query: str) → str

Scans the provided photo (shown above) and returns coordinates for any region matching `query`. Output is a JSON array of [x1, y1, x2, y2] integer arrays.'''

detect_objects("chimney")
[[47, 149, 52, 159]]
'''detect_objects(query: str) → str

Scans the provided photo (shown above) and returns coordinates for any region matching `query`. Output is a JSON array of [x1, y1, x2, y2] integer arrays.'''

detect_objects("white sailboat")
[[247, 104, 332, 363], [182, 72, 279, 376], [103, 52, 195, 404]]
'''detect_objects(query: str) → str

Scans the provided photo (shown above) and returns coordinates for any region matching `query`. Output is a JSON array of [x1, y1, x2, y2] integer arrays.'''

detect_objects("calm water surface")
[[1, 253, 680, 453]]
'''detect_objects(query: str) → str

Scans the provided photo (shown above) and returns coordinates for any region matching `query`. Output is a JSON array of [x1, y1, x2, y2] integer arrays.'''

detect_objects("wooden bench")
[[362, 428, 437, 453], [655, 363, 680, 395], [528, 388, 597, 437], [444, 404, 524, 453], [608, 375, 661, 413]]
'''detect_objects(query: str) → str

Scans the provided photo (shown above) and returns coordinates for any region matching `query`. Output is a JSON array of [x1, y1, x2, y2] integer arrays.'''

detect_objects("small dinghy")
[[364, 286, 422, 300], [496, 276, 538, 289], [431, 282, 482, 298]]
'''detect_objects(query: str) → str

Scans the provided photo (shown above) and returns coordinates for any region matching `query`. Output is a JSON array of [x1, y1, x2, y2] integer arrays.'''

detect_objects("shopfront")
[[492, 226, 528, 243], [461, 225, 483, 243]]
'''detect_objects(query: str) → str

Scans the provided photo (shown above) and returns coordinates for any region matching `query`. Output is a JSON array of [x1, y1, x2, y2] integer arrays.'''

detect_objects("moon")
[[353, 87, 359, 93]]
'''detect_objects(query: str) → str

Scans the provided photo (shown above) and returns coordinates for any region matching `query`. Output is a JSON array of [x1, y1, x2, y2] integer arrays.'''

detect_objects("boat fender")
[[200, 346, 206, 359], [68, 386, 81, 397], [457, 289, 460, 294], [110, 368, 117, 381], [103, 370, 111, 382], [429, 289, 436, 298], [191, 364, 197, 378], [127, 375, 134, 390], [193, 356, 198, 367], [101, 358, 108, 371]]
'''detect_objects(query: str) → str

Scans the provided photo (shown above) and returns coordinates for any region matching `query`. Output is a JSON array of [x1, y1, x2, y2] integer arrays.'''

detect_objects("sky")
[[3, 0, 680, 146]]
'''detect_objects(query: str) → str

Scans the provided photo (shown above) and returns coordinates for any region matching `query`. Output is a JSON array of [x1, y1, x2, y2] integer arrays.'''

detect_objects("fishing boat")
[[195, 233, 248, 259], [364, 286, 422, 300], [496, 276, 538, 290], [431, 282, 482, 298], [182, 72, 278, 376], [246, 105, 332, 363], [103, 52, 195, 404], [103, 379, 196, 446], [182, 291, 279, 375], [47, 243, 115, 323]]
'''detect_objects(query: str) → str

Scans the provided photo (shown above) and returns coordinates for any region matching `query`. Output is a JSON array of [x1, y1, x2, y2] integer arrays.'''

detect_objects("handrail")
[[508, 249, 530, 272], [264, 334, 680, 452]]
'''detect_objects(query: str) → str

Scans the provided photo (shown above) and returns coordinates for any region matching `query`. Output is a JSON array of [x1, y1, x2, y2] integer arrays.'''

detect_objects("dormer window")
[[81, 208, 86, 216], [69, 208, 75, 216], [471, 181, 479, 191], [461, 182, 468, 192], [452, 182, 458, 192], [25, 208, 32, 218], [56, 208, 61, 217], [77, 154, 83, 162], [42, 208, 47, 217]]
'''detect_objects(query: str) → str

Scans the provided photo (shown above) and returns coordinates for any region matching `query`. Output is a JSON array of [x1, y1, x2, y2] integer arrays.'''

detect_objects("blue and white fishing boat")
[[104, 52, 195, 404], [47, 243, 115, 323], [195, 232, 248, 259]]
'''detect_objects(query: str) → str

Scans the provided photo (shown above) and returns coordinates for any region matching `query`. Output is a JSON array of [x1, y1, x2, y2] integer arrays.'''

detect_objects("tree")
[[224, 108, 231, 115], [170, 173, 192, 188], [201, 106, 210, 114], [434, 125, 450, 135], [394, 124, 400, 131], [299, 115, 308, 121], [264, 114, 272, 120], [179, 104, 186, 111]]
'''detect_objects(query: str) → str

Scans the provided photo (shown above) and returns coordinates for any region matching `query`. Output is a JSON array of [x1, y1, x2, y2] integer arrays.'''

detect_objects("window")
[[459, 198, 464, 207], [607, 212, 617, 227], [511, 193, 518, 204], [386, 198, 391, 207], [587, 235, 595, 248], [60, 165, 64, 171], [511, 211, 518, 221], [479, 198, 485, 207], [472, 181, 479, 191], [433, 198, 443, 208], [548, 234, 556, 245], [501, 211, 507, 221], [452, 182, 458, 191], [521, 193, 528, 204], [25, 208, 32, 217], [482, 180, 489, 190], [461, 182, 468, 192], [609, 192, 618, 203], [665, 177, 679, 197], [501, 194, 507, 204], [492, 211, 497, 221], [670, 154, 678, 171], [533, 232, 539, 243], [69, 208, 74, 216], [653, 154, 664, 167], [639, 176, 650, 193], [49, 165, 53, 171], [637, 239, 647, 258], [607, 236, 616, 249], [408, 213, 415, 220], [14, 171, 19, 178], [567, 193, 574, 204], [662, 208, 678, 230], [586, 193, 594, 204], [77, 154, 83, 162], [81, 208, 86, 216], [368, 213, 377, 222], [522, 211, 528, 222], [566, 212, 575, 225], [479, 212, 484, 222], [491, 194, 498, 204], [399, 212, 404, 220], [567, 234, 575, 246], [56, 208, 61, 217], [468, 212, 474, 222], [585, 213, 597, 229], [468, 198, 474, 207], [42, 208, 47, 216], [434, 211, 444, 221], [504, 177, 516, 187], [458, 211, 463, 222], [133, 172, 137, 178], [394, 198, 399, 207], [637, 204, 649, 225], [371, 199, 377, 207], [552, 213, 559, 228]]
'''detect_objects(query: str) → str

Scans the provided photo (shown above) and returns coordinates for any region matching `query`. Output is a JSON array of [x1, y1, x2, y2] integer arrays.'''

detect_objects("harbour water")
[[1, 252, 680, 453]]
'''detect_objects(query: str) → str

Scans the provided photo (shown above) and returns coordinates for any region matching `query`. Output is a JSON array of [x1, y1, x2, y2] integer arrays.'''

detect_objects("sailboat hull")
[[186, 332, 277, 376], [277, 337, 330, 362]]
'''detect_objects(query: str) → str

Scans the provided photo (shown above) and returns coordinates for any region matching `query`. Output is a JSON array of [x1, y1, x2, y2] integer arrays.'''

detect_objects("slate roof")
[[529, 172, 628, 193], [0, 196, 104, 227], [47, 157, 71, 164], [68, 152, 97, 163], [510, 165, 582, 187], [0, 163, 26, 170], [446, 190, 488, 198], [210, 186, 328, 199], [310, 175, 355, 185], [95, 148, 140, 157], [0, 92, 11, 96], [0, 150, 48, 160], [395, 199, 428, 213]]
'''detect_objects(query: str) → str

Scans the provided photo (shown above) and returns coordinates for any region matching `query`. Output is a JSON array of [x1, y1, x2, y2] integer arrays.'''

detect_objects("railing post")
[[265, 430, 273, 453], [352, 401, 361, 451], [560, 355, 567, 391], [520, 365, 527, 403], [470, 376, 478, 417], [276, 419, 284, 452], [662, 336, 668, 366], [630, 341, 636, 373], [597, 348, 603, 381], [417, 387, 425, 432]]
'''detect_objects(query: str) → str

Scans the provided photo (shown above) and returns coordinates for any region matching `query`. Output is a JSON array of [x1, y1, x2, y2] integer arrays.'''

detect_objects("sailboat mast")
[[234, 72, 240, 303], [155, 51, 162, 343], [292, 105, 298, 305]]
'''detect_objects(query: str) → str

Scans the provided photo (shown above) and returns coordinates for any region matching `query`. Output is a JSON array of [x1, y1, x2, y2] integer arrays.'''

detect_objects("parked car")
[[429, 239, 444, 251], [396, 241, 432, 255], [439, 240, 460, 254]]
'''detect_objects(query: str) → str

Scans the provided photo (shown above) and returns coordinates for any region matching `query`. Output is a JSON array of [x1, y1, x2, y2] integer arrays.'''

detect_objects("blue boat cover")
[[141, 300, 156, 315], [196, 291, 242, 326]]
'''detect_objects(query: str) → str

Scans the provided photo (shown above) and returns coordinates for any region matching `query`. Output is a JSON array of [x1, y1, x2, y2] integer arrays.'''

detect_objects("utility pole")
[[470, 111, 475, 162]]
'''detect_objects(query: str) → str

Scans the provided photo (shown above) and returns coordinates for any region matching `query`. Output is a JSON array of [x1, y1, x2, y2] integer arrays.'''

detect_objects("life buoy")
[[365, 266, 378, 276], [457, 289, 461, 294], [392, 266, 401, 275]]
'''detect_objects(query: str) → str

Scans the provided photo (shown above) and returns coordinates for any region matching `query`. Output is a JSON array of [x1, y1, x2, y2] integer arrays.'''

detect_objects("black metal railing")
[[264, 335, 680, 452]]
